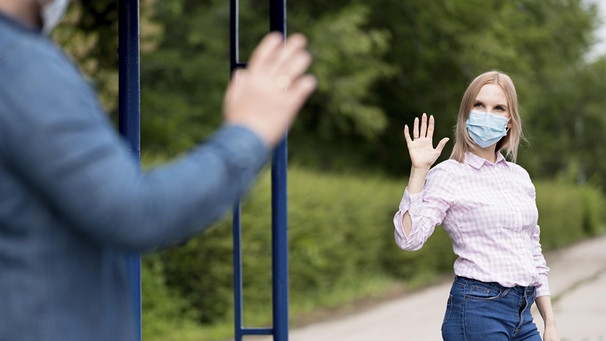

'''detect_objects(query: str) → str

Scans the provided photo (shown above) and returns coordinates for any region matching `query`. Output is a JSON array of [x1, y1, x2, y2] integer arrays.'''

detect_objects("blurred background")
[[54, 1, 606, 340]]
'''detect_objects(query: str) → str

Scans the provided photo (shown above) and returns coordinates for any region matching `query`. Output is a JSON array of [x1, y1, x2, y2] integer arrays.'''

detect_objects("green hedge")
[[535, 181, 606, 249], [143, 168, 605, 340]]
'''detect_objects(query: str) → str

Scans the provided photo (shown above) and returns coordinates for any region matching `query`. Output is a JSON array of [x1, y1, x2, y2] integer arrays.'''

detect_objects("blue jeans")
[[441, 276, 541, 341]]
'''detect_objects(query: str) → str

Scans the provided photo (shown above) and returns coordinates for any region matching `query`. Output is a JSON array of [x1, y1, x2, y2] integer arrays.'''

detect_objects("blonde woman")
[[393, 71, 559, 341]]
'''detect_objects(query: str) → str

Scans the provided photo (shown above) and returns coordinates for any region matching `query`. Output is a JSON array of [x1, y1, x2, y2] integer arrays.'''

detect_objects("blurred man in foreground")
[[0, 1, 316, 340]]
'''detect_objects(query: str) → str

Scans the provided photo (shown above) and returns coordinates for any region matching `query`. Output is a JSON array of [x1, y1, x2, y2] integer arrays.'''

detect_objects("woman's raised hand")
[[403, 113, 449, 170]]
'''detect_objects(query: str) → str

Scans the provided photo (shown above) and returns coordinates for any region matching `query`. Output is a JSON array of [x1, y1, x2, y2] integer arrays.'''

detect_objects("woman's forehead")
[[476, 84, 507, 104]]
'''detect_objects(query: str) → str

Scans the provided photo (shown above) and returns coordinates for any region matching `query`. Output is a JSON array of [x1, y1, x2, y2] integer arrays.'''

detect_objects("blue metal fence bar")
[[118, 1, 142, 340], [269, 1, 289, 339], [230, 1, 246, 338], [231, 0, 289, 340], [230, 0, 249, 337], [270, 137, 289, 341], [230, 0, 246, 71], [232, 200, 246, 341]]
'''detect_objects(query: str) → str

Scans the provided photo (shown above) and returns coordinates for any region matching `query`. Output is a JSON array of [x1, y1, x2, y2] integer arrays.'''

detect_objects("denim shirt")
[[0, 14, 269, 341]]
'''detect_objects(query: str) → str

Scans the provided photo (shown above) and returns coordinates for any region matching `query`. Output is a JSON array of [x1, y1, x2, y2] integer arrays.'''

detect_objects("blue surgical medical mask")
[[465, 110, 510, 148]]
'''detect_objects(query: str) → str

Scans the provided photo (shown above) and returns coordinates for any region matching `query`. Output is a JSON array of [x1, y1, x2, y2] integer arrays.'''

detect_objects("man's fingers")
[[245, 32, 314, 96], [271, 34, 311, 91], [248, 33, 309, 75], [278, 49, 313, 84], [280, 34, 308, 65], [225, 69, 246, 105], [285, 74, 317, 110], [248, 32, 283, 73]]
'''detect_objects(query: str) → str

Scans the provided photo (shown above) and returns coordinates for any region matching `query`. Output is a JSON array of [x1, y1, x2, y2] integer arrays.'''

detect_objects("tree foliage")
[[50, 0, 606, 336], [57, 0, 606, 182]]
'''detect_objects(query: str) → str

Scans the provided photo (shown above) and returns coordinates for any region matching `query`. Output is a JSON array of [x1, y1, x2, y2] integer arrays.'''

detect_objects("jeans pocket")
[[465, 282, 506, 301]]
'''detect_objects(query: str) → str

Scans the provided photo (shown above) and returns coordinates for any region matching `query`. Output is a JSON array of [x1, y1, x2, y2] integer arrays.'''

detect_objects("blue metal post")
[[271, 138, 289, 341], [233, 202, 244, 341], [118, 1, 142, 340], [231, 0, 289, 340], [269, 1, 289, 339], [231, 2, 247, 340]]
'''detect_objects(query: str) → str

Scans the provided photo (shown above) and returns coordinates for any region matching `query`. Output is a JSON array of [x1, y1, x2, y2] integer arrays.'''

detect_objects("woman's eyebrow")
[[475, 99, 508, 109]]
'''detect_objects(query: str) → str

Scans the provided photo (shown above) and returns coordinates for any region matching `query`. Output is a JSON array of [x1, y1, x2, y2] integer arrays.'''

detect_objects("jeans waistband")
[[454, 276, 536, 296]]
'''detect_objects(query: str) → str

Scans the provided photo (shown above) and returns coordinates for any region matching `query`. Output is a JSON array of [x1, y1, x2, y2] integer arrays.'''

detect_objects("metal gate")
[[118, 1, 290, 340], [231, 1, 290, 340]]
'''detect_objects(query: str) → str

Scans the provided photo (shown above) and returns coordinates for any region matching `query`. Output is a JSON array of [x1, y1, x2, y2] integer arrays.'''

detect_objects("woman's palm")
[[404, 114, 449, 169]]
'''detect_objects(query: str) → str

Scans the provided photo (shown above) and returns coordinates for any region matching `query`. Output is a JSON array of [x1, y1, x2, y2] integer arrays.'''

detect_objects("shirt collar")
[[464, 151, 509, 169], [0, 11, 42, 35]]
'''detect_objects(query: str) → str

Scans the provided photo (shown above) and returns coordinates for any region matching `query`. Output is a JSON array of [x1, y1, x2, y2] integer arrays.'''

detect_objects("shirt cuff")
[[535, 276, 551, 297], [402, 189, 424, 215], [206, 124, 271, 171], [393, 188, 424, 248]]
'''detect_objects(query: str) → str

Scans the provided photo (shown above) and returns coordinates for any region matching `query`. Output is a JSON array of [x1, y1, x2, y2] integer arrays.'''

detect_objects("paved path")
[[252, 234, 606, 341]]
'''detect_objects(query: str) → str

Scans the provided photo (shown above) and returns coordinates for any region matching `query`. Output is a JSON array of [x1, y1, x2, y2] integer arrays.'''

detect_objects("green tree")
[[55, 0, 160, 116], [55, 0, 606, 182], [364, 0, 599, 175], [288, 4, 397, 171]]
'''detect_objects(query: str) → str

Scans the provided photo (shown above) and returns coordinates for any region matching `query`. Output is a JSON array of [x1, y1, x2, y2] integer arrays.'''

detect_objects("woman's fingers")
[[403, 124, 412, 144], [411, 113, 434, 140], [406, 113, 447, 146], [426, 114, 435, 138], [435, 137, 450, 153], [403, 114, 450, 167], [420, 113, 428, 138]]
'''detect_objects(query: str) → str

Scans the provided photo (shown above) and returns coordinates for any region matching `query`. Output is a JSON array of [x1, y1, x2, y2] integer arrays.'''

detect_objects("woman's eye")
[[473, 103, 483, 108], [495, 106, 505, 111]]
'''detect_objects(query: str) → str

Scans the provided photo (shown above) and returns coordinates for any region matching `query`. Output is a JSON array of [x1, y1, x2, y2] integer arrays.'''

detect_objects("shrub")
[[534, 181, 601, 249], [141, 255, 205, 341], [579, 186, 606, 236], [143, 167, 605, 339]]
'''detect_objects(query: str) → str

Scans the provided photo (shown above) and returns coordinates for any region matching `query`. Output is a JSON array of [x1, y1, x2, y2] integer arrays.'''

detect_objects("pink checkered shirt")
[[393, 152, 550, 297]]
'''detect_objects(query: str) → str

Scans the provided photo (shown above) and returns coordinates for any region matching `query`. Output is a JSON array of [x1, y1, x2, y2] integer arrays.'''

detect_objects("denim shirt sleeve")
[[0, 31, 270, 251]]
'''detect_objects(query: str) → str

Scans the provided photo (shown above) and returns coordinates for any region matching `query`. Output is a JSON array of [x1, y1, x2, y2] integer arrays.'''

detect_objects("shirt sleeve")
[[532, 224, 551, 297], [393, 166, 453, 251], [525, 177, 551, 297], [0, 36, 270, 251]]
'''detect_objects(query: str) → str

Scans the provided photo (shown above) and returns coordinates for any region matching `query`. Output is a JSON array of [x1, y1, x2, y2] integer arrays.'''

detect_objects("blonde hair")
[[450, 70, 524, 163]]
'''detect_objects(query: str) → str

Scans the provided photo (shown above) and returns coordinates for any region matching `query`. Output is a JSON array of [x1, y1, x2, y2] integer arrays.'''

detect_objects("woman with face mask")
[[393, 71, 560, 341]]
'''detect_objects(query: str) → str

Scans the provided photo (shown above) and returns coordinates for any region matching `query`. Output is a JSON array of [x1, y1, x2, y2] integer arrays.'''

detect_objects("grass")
[[148, 277, 402, 341]]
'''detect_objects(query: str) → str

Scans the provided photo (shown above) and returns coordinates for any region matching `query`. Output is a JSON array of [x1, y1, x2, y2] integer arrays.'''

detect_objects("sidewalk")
[[252, 234, 606, 341], [535, 234, 606, 339]]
